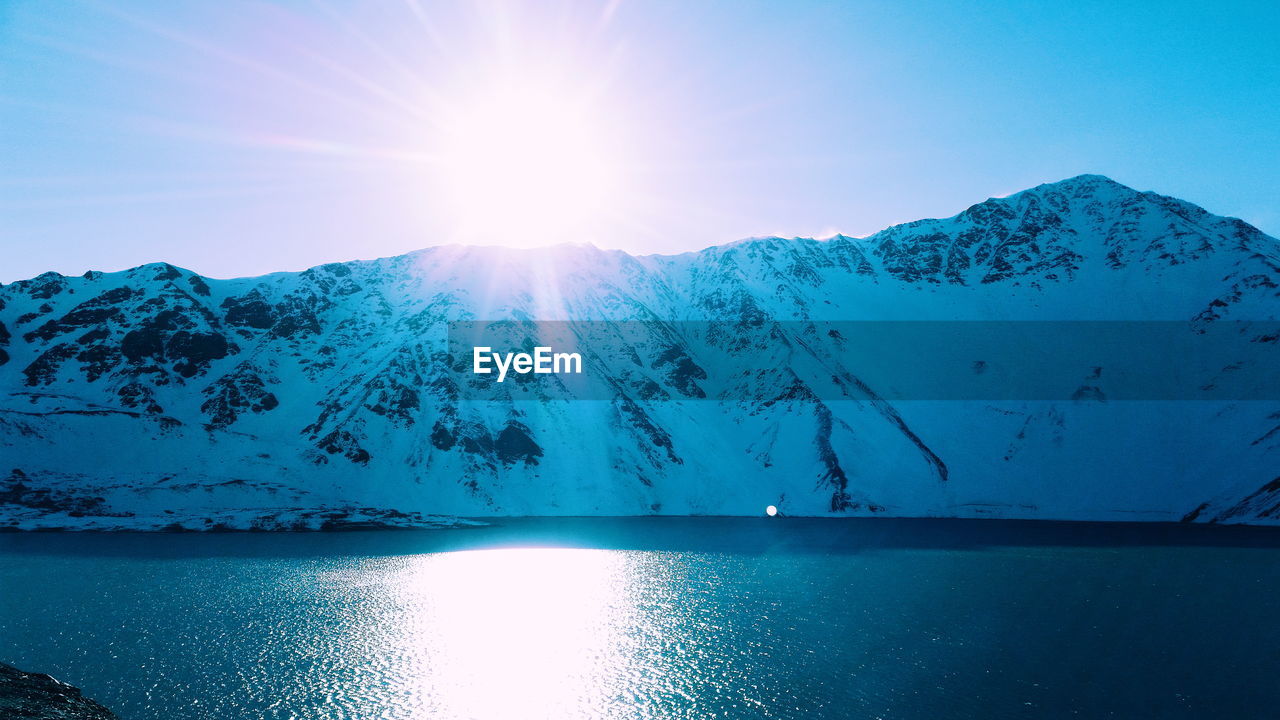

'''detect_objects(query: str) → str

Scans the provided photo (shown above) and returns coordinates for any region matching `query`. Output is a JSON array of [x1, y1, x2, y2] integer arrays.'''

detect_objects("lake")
[[2, 518, 1279, 719]]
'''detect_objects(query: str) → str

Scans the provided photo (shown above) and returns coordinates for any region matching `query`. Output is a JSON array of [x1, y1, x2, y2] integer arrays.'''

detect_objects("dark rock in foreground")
[[0, 663, 117, 720]]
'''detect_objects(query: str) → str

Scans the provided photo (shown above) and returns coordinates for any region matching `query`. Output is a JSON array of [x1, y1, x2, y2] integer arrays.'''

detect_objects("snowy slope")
[[2, 174, 1278, 529]]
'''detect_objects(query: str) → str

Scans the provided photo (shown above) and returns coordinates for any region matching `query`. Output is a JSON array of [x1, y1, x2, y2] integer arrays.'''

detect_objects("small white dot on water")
[[766, 505, 778, 517]]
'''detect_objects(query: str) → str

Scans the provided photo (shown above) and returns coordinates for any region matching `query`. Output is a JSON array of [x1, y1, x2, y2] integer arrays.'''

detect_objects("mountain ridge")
[[5, 174, 1258, 286], [1, 175, 1278, 530]]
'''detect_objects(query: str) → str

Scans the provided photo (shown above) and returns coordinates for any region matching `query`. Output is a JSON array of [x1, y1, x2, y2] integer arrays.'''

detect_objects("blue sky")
[[2, 0, 1278, 282]]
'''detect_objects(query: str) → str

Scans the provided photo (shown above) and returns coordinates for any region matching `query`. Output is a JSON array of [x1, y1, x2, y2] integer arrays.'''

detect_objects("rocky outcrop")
[[0, 662, 117, 719]]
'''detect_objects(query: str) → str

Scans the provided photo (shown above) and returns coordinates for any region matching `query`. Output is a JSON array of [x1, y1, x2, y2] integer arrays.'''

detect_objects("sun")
[[429, 76, 623, 245]]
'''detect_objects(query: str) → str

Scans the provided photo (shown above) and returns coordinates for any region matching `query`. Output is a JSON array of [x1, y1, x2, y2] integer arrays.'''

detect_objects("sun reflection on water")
[[390, 548, 650, 719]]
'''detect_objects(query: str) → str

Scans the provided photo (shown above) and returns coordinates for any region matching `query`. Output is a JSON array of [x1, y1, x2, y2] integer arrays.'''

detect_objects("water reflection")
[[4, 521, 1280, 719], [386, 548, 644, 719]]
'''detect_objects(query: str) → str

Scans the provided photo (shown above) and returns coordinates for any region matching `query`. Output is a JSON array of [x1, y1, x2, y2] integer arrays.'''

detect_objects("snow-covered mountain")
[[2, 174, 1279, 529]]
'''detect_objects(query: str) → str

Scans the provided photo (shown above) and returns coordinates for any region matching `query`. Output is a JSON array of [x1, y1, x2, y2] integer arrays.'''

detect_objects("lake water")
[[2, 518, 1279, 719]]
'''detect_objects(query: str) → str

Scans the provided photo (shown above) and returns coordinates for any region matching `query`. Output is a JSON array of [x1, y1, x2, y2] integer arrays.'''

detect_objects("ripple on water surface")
[[2, 519, 1280, 719]]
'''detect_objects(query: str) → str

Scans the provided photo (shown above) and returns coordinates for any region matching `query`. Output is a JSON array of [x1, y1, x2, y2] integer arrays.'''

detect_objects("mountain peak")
[[1014, 173, 1135, 203], [1, 177, 1279, 527], [1048, 172, 1125, 188]]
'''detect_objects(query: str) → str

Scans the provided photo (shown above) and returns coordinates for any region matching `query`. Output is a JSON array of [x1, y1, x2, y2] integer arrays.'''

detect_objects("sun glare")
[[430, 77, 622, 245], [393, 548, 644, 717]]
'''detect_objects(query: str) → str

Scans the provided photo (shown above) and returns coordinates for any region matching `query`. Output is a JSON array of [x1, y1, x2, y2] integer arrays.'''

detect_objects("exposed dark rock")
[[614, 394, 681, 465], [0, 662, 118, 719], [22, 288, 135, 343], [150, 263, 182, 281], [167, 331, 229, 377], [1181, 502, 1211, 523], [316, 429, 371, 464], [117, 382, 163, 414], [201, 366, 279, 428], [221, 291, 276, 329], [121, 309, 229, 378], [1213, 477, 1280, 522], [652, 344, 707, 398], [186, 275, 210, 297], [1070, 385, 1107, 402], [300, 264, 363, 296], [361, 348, 425, 426], [0, 469, 114, 517], [20, 272, 68, 300], [430, 421, 456, 450], [495, 421, 542, 466], [22, 344, 78, 386], [269, 294, 324, 338], [459, 424, 495, 455], [120, 311, 182, 362], [74, 345, 119, 382], [365, 385, 419, 423], [76, 328, 108, 345]]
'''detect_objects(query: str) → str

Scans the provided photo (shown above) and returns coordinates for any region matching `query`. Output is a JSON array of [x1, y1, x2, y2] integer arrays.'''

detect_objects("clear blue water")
[[2, 518, 1279, 719]]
